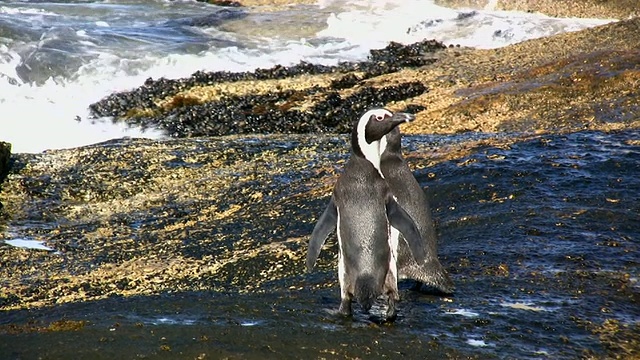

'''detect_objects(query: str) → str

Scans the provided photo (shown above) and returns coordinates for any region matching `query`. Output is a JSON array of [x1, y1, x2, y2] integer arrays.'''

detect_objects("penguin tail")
[[354, 274, 378, 312], [404, 260, 455, 295], [427, 267, 455, 295], [423, 259, 455, 294]]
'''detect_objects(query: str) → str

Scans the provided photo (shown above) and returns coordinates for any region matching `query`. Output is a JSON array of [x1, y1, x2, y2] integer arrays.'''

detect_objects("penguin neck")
[[383, 128, 403, 159], [354, 120, 386, 179]]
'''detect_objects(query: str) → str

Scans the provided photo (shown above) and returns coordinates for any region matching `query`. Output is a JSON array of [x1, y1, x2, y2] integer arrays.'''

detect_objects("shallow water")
[[4, 238, 55, 251], [420, 130, 639, 358], [1, 130, 638, 358]]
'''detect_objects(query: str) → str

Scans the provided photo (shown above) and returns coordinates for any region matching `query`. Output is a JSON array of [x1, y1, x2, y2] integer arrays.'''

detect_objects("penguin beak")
[[389, 112, 415, 124], [364, 111, 416, 143]]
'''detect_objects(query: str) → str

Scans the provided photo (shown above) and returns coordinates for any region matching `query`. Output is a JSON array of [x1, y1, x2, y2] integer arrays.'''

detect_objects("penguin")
[[381, 125, 455, 294], [306, 108, 427, 321]]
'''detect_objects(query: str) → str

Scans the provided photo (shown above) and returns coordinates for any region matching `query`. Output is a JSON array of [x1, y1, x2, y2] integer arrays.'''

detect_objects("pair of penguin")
[[307, 108, 453, 321]]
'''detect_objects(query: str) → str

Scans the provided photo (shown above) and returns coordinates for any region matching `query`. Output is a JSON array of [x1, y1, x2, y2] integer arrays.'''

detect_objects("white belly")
[[388, 225, 399, 283], [336, 209, 348, 299]]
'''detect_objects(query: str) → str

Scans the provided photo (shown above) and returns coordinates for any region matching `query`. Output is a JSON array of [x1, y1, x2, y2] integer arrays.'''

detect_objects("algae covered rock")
[[0, 141, 10, 193], [0, 141, 10, 214], [0, 141, 10, 184], [88, 17, 640, 139], [88, 40, 446, 137]]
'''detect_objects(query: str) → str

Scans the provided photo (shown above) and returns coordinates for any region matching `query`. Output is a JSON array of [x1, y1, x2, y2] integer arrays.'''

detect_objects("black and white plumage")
[[307, 108, 426, 321], [381, 126, 454, 294]]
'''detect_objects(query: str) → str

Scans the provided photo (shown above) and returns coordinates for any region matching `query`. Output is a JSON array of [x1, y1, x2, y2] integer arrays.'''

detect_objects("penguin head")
[[361, 108, 415, 144], [352, 108, 415, 162]]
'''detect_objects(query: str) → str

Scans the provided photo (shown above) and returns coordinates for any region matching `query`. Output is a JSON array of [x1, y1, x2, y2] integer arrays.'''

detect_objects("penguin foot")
[[385, 298, 397, 322], [367, 309, 397, 324], [367, 296, 398, 323], [338, 298, 352, 317]]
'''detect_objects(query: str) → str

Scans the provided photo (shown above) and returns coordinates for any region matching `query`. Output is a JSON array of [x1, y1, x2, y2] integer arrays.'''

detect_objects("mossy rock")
[[0, 141, 10, 184]]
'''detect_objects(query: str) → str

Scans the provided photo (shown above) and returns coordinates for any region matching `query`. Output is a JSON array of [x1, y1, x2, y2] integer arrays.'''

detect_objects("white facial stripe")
[[379, 135, 388, 158], [356, 109, 393, 178]]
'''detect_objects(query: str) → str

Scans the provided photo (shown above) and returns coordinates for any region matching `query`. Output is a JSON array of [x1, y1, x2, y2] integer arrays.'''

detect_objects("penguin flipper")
[[306, 198, 338, 272], [386, 198, 427, 264]]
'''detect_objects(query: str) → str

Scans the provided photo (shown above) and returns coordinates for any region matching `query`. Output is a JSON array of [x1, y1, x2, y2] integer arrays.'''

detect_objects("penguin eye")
[[375, 113, 390, 121]]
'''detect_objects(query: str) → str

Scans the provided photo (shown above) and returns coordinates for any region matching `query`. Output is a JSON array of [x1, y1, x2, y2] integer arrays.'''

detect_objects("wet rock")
[[0, 135, 349, 325], [0, 141, 9, 184], [0, 141, 10, 212], [435, 0, 639, 19], [200, 0, 243, 6], [0, 130, 638, 359], [88, 39, 445, 136]]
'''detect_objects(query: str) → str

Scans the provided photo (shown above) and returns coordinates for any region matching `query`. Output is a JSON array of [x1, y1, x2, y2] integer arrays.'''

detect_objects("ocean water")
[[0, 0, 614, 153]]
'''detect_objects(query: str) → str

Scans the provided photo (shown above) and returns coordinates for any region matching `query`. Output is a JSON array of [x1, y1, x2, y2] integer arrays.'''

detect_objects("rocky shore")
[[222, 0, 638, 20], [436, 0, 639, 20], [88, 17, 640, 138], [0, 142, 9, 182], [88, 40, 447, 137], [1, 1, 638, 358], [0, 142, 10, 213]]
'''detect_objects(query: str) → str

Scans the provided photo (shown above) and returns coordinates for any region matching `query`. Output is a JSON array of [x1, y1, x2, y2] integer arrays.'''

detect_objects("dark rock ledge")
[[89, 40, 447, 137], [0, 142, 10, 212], [0, 142, 9, 182]]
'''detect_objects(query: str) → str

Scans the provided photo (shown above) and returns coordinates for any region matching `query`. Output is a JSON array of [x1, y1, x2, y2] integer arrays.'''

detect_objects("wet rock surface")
[[1, 130, 638, 358], [0, 142, 9, 183], [0, 142, 10, 212], [0, 135, 344, 307]]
